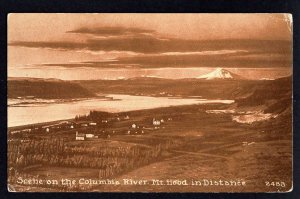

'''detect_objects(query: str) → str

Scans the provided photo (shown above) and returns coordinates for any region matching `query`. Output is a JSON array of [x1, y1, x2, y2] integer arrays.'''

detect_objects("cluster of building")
[[74, 116, 174, 140], [9, 120, 99, 135], [126, 117, 172, 135], [10, 113, 175, 142], [40, 121, 98, 133], [74, 115, 132, 141]]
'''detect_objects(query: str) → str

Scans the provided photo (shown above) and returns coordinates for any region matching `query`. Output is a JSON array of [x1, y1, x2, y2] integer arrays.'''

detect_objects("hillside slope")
[[235, 76, 292, 108], [8, 78, 95, 99], [77, 78, 262, 100]]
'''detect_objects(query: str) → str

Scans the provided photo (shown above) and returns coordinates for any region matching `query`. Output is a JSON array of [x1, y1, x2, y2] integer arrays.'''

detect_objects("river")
[[8, 94, 234, 127]]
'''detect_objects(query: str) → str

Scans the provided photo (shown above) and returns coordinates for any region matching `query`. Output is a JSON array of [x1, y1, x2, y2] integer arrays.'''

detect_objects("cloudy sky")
[[8, 14, 292, 80]]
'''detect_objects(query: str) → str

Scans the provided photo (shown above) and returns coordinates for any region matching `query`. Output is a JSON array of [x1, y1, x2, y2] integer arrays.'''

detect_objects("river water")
[[8, 94, 234, 127]]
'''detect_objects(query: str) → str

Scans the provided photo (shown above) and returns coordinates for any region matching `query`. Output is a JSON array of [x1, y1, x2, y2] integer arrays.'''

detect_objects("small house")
[[152, 118, 161, 126], [76, 131, 85, 140], [85, 133, 98, 139], [42, 125, 51, 133], [85, 134, 95, 138]]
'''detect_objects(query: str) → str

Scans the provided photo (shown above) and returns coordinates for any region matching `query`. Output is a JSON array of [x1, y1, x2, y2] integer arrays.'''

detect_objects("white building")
[[76, 131, 85, 140], [153, 118, 161, 126], [85, 134, 95, 138], [85, 134, 98, 139]]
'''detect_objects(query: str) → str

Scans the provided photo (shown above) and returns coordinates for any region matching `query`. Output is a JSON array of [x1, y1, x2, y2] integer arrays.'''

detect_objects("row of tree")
[[8, 136, 186, 191]]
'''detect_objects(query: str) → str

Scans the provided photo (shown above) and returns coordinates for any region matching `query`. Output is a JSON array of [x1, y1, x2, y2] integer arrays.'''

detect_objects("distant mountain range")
[[8, 74, 291, 100], [197, 68, 244, 80]]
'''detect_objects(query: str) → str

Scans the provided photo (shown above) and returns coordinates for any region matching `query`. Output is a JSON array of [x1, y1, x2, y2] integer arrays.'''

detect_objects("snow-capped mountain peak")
[[197, 68, 241, 80]]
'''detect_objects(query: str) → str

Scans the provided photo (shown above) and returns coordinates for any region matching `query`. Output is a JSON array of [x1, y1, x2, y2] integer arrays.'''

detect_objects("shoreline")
[[7, 103, 217, 129], [8, 95, 233, 129]]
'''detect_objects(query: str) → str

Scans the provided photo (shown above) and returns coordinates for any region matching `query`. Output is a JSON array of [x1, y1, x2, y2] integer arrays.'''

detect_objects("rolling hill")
[[8, 78, 95, 99], [76, 77, 261, 99], [235, 76, 292, 108]]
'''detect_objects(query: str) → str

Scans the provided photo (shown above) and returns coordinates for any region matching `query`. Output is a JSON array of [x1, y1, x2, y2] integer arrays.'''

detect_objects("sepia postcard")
[[7, 13, 292, 192]]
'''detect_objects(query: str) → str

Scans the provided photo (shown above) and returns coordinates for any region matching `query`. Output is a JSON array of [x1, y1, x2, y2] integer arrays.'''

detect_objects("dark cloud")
[[9, 25, 292, 54], [9, 25, 292, 69], [131, 52, 289, 68], [36, 50, 291, 68], [66, 26, 155, 36], [116, 51, 291, 67], [9, 38, 291, 55]]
